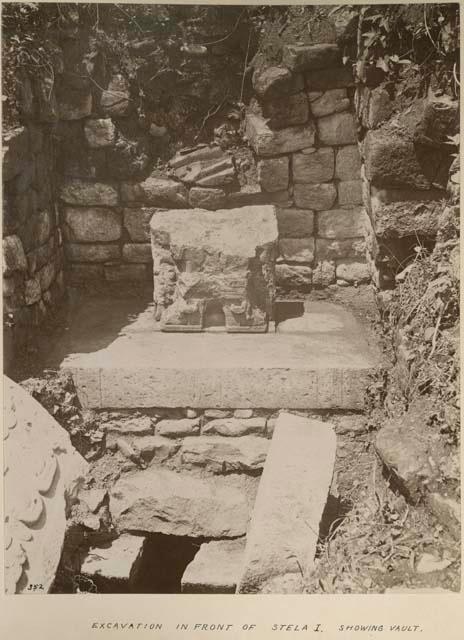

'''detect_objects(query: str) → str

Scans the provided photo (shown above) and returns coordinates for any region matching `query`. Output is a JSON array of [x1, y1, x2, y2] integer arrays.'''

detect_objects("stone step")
[[181, 538, 246, 593], [109, 467, 257, 538], [48, 295, 377, 410], [237, 412, 336, 594], [80, 534, 146, 593]]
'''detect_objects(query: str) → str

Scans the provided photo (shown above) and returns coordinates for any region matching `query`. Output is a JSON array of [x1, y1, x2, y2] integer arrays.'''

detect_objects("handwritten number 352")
[[27, 584, 44, 591]]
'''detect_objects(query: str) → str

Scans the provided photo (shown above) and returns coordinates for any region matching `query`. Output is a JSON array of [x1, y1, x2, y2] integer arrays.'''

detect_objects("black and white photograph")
[[1, 0, 460, 619]]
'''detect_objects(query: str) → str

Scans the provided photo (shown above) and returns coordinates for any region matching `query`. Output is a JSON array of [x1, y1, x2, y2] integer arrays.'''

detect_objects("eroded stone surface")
[[81, 534, 145, 592], [110, 467, 249, 537], [3, 376, 88, 594], [237, 412, 336, 593], [180, 435, 269, 473]]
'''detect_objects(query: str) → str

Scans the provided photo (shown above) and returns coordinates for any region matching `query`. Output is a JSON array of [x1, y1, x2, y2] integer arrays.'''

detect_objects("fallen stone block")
[[237, 412, 336, 593], [81, 534, 145, 592], [182, 539, 246, 593], [180, 435, 269, 473], [110, 467, 249, 537]]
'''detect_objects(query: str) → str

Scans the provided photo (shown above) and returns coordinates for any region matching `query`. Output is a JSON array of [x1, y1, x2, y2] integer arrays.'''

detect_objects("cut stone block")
[[317, 208, 365, 239], [252, 66, 304, 100], [189, 187, 225, 210], [123, 177, 188, 207], [258, 157, 289, 192], [317, 111, 357, 146], [312, 260, 336, 287], [316, 238, 365, 260], [276, 208, 314, 238], [202, 417, 266, 437], [338, 180, 363, 205], [81, 534, 145, 592], [292, 147, 334, 184], [182, 539, 246, 593], [110, 467, 249, 538], [65, 243, 121, 263], [261, 92, 309, 129], [63, 207, 122, 242], [279, 238, 315, 263], [123, 208, 157, 242], [335, 145, 362, 181], [336, 260, 370, 283], [293, 183, 337, 209], [276, 264, 312, 291], [150, 206, 278, 331], [180, 435, 269, 473], [157, 418, 200, 438], [245, 113, 315, 156], [282, 44, 341, 72], [60, 180, 119, 206], [122, 244, 152, 263], [309, 88, 350, 117], [237, 412, 336, 593]]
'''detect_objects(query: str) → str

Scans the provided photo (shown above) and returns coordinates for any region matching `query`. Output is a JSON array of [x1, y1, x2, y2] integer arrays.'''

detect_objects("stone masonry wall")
[[3, 125, 66, 365], [246, 43, 369, 294]]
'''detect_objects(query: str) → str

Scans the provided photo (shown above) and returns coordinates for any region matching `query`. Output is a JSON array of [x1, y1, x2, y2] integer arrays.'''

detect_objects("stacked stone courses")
[[247, 43, 369, 292]]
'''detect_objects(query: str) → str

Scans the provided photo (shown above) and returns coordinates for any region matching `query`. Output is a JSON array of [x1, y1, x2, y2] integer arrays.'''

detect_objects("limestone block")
[[25, 277, 42, 305], [122, 244, 152, 263], [84, 118, 116, 148], [234, 409, 254, 419], [252, 66, 304, 100], [60, 180, 119, 206], [364, 129, 432, 190], [317, 208, 365, 239], [282, 44, 341, 72], [123, 207, 157, 242], [3, 127, 30, 181], [275, 264, 312, 291], [105, 416, 154, 438], [110, 467, 249, 537], [261, 92, 309, 129], [306, 66, 355, 92], [335, 145, 362, 181], [316, 238, 365, 261], [317, 111, 357, 146], [336, 260, 370, 283], [180, 435, 269, 473], [338, 180, 363, 206], [312, 261, 336, 287], [65, 243, 120, 263], [292, 147, 334, 183], [63, 207, 122, 242], [245, 113, 315, 156], [258, 157, 289, 192], [3, 235, 27, 276], [293, 183, 337, 210], [131, 435, 180, 462], [276, 208, 314, 238], [81, 534, 145, 592], [189, 187, 225, 210], [309, 89, 350, 118], [122, 177, 188, 207], [279, 238, 315, 263], [182, 539, 245, 593], [237, 412, 336, 593], [150, 206, 278, 328], [104, 264, 148, 281], [3, 376, 88, 594], [100, 75, 131, 117], [202, 418, 266, 437], [157, 418, 200, 438]]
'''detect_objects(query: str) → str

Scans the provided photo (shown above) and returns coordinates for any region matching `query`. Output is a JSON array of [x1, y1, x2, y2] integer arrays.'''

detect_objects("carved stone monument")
[[149, 205, 279, 332]]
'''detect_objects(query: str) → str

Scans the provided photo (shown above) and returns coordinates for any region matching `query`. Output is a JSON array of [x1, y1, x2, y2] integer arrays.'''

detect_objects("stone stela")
[[149, 205, 279, 333]]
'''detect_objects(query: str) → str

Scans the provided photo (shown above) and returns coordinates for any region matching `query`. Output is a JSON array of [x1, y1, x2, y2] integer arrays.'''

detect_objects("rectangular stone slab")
[[237, 412, 336, 593], [81, 534, 145, 592], [181, 539, 246, 594], [52, 299, 377, 410]]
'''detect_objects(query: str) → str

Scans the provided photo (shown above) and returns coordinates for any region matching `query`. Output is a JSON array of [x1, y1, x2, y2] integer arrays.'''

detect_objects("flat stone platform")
[[45, 294, 377, 410]]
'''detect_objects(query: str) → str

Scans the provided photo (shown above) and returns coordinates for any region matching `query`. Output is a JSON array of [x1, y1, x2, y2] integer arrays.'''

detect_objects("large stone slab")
[[81, 534, 145, 592], [181, 539, 246, 593], [237, 413, 336, 593], [3, 376, 88, 594], [150, 205, 278, 331], [110, 467, 249, 538], [55, 299, 377, 410]]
